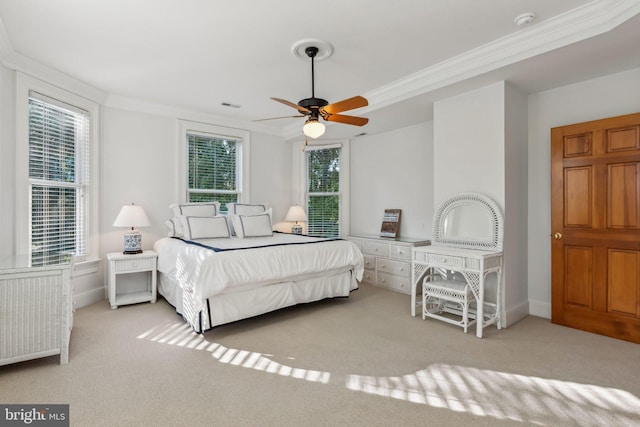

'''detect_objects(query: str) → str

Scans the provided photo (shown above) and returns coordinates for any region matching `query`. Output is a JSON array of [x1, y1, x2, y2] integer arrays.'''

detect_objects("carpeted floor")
[[2, 282, 640, 426]]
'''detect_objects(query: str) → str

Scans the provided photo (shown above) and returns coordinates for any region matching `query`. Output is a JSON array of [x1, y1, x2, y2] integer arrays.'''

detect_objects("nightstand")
[[107, 250, 157, 309]]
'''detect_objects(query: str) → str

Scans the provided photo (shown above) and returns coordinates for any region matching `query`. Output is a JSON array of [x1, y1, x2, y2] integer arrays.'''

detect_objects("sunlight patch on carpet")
[[345, 363, 640, 426], [137, 320, 330, 384]]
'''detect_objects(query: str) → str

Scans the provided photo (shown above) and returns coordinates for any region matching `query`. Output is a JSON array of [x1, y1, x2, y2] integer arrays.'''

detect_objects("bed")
[[153, 231, 364, 333]]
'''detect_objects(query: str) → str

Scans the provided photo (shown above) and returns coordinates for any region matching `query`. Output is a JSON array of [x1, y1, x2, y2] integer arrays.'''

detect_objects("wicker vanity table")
[[411, 193, 504, 338]]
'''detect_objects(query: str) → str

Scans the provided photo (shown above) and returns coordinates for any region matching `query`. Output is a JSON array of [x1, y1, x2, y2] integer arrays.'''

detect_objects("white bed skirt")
[[158, 267, 357, 332]]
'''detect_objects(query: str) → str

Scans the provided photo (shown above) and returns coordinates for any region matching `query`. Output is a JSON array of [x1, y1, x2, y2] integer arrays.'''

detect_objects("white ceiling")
[[1, 0, 639, 140]]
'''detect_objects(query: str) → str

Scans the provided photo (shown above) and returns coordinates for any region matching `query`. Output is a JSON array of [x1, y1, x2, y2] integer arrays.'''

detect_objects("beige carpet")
[[2, 282, 640, 426]]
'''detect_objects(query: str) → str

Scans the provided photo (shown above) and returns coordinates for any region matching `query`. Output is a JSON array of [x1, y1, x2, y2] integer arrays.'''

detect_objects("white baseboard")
[[74, 287, 106, 309], [504, 299, 529, 327], [528, 299, 551, 319]]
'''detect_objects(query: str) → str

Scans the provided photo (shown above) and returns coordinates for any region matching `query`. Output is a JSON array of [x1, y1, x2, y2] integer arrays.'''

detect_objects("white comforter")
[[154, 234, 364, 311]]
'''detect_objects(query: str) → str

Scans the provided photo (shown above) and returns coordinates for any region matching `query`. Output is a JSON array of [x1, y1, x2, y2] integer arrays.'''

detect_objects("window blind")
[[306, 146, 341, 237], [187, 133, 240, 210], [28, 94, 89, 266]]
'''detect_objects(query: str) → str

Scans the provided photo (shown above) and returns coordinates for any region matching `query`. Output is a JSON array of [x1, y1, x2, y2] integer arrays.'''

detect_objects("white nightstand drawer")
[[376, 258, 410, 277], [363, 241, 390, 257], [107, 250, 158, 310], [114, 257, 155, 272]]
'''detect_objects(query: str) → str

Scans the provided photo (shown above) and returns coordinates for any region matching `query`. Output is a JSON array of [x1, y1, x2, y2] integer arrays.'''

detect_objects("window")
[[16, 73, 99, 266], [187, 133, 239, 209], [28, 95, 89, 265], [305, 144, 346, 237], [179, 121, 250, 212]]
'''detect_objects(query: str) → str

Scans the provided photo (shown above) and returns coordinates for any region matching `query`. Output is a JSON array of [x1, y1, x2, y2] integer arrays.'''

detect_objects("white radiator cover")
[[0, 263, 72, 366]]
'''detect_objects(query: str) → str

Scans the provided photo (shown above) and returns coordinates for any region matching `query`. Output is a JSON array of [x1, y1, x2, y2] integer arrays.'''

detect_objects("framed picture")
[[380, 209, 401, 238]]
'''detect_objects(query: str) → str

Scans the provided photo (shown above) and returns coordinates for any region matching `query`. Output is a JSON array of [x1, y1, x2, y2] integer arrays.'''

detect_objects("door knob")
[[554, 232, 562, 240]]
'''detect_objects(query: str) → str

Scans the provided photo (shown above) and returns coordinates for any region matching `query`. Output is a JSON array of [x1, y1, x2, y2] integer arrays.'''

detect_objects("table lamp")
[[113, 203, 151, 254], [285, 205, 307, 235]]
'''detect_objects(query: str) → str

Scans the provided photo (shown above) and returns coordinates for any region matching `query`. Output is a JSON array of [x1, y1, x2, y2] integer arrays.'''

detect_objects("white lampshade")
[[303, 119, 325, 139], [113, 204, 150, 254], [113, 204, 151, 229], [285, 205, 307, 223]]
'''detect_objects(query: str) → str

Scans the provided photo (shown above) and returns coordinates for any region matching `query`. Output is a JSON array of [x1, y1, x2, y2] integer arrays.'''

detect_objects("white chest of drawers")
[[348, 235, 430, 295]]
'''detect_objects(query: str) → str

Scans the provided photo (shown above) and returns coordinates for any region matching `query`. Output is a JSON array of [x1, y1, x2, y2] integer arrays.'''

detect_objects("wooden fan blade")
[[325, 113, 369, 126], [321, 96, 368, 115], [271, 97, 311, 114], [253, 115, 305, 122]]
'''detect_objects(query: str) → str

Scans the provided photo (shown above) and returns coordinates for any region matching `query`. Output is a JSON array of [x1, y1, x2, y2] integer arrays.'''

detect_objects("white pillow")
[[227, 203, 268, 215], [165, 218, 183, 237], [230, 209, 273, 238], [170, 202, 220, 217], [181, 216, 230, 240]]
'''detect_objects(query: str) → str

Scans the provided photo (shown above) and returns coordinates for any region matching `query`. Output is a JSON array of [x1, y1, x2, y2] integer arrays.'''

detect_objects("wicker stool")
[[422, 272, 477, 333]]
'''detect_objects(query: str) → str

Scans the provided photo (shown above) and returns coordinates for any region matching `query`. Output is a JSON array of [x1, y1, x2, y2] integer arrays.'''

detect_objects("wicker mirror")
[[432, 192, 503, 251]]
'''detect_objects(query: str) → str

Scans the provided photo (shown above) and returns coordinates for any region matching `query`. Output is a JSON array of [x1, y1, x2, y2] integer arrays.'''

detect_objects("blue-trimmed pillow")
[[229, 209, 273, 238], [226, 203, 268, 215], [165, 218, 182, 237], [170, 202, 220, 217], [180, 216, 230, 240]]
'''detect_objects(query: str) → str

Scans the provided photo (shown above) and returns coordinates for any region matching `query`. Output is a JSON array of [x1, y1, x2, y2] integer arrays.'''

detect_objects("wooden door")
[[551, 112, 640, 344]]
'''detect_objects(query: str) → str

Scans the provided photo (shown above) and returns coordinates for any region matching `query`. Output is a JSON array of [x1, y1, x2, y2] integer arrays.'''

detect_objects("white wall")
[[350, 122, 433, 239], [433, 81, 529, 326], [527, 67, 640, 318], [247, 131, 292, 223], [101, 107, 178, 255], [504, 83, 529, 323], [433, 83, 505, 207]]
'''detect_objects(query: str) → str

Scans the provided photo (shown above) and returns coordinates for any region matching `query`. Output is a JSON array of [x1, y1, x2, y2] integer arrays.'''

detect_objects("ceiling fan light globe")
[[303, 120, 325, 139]]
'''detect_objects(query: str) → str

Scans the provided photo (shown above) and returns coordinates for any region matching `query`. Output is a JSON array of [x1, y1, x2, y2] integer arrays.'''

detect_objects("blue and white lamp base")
[[123, 230, 143, 254]]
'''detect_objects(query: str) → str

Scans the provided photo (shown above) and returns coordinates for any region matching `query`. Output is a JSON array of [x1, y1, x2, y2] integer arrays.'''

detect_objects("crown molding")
[[283, 0, 640, 139], [366, 0, 640, 109]]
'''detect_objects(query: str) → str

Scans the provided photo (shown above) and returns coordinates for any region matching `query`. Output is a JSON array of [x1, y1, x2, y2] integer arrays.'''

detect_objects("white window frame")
[[292, 139, 350, 237], [177, 120, 251, 206], [15, 72, 100, 263]]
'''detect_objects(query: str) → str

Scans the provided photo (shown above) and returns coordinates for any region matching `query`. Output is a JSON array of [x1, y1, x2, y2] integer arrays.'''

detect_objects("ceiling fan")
[[256, 46, 369, 139]]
